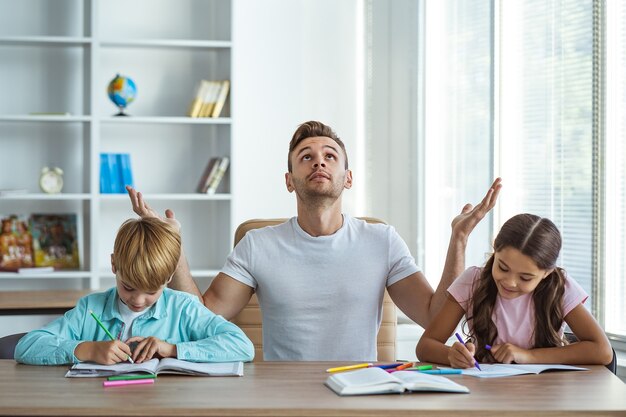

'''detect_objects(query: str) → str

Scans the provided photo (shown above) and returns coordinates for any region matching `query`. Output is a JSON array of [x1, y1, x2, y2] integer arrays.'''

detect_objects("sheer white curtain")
[[498, 1, 595, 303], [604, 0, 626, 337], [423, 0, 493, 285]]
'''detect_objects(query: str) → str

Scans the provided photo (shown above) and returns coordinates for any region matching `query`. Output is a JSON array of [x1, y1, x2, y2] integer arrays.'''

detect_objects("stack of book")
[[187, 80, 230, 118], [100, 153, 134, 194], [196, 157, 230, 194]]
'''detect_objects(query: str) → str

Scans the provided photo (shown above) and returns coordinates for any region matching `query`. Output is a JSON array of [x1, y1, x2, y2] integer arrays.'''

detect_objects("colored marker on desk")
[[419, 369, 462, 375], [326, 363, 372, 373], [108, 374, 157, 381], [103, 378, 155, 388], [373, 363, 403, 370], [89, 309, 134, 364], [455, 332, 481, 371], [405, 365, 433, 371]]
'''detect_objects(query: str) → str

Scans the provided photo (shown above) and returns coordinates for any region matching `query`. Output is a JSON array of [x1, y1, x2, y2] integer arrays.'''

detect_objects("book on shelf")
[[118, 153, 134, 191], [66, 358, 244, 378], [211, 80, 230, 118], [196, 157, 221, 193], [100, 153, 134, 194], [0, 214, 35, 271], [206, 157, 230, 194], [30, 214, 80, 269], [187, 80, 210, 118], [199, 80, 221, 117], [187, 80, 230, 118], [448, 363, 588, 378], [324, 367, 469, 396]]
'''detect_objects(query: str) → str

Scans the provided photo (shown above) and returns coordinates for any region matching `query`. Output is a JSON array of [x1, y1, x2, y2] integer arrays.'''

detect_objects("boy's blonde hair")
[[113, 217, 181, 291]]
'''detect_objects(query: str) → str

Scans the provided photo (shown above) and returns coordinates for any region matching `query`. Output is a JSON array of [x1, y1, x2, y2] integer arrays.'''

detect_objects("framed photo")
[[30, 214, 80, 269]]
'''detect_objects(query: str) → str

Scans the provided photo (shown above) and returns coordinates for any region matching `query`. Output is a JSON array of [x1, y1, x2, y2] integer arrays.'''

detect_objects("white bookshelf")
[[0, 0, 233, 291]]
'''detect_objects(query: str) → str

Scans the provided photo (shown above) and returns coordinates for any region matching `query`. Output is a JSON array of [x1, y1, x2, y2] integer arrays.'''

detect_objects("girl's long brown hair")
[[466, 213, 566, 362]]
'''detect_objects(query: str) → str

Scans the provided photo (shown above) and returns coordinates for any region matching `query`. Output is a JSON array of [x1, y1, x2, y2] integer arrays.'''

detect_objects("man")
[[127, 120, 501, 361]]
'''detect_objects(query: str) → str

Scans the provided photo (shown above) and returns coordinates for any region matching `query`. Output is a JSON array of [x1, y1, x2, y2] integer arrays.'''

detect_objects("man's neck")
[[296, 199, 344, 237]]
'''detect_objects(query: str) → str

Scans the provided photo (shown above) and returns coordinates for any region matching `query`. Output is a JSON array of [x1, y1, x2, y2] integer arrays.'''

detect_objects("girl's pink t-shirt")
[[447, 266, 588, 349]]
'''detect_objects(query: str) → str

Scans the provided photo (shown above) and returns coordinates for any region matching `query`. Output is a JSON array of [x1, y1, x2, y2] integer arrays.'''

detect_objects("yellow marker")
[[325, 363, 372, 373]]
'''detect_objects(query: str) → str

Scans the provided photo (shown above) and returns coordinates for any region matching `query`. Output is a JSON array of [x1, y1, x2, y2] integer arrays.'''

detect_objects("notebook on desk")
[[66, 358, 243, 377], [444, 363, 588, 378]]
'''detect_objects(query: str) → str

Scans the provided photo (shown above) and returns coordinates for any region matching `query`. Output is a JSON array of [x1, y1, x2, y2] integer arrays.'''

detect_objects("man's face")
[[285, 136, 352, 202]]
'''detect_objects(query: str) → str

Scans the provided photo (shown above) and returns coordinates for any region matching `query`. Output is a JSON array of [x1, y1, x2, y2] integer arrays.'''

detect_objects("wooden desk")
[[0, 360, 624, 416], [0, 290, 90, 315]]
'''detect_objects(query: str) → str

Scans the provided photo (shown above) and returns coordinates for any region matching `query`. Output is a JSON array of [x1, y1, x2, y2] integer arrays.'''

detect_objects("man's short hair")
[[113, 217, 181, 291], [287, 121, 349, 172]]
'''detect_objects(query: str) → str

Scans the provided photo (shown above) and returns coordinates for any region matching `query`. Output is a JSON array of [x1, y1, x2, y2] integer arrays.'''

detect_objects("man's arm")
[[203, 273, 255, 320], [390, 178, 502, 327]]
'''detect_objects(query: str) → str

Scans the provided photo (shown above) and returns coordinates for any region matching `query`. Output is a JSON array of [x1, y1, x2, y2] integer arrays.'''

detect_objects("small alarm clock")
[[39, 166, 64, 194]]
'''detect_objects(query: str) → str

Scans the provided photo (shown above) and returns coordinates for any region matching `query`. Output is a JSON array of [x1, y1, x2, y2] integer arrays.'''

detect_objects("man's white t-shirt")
[[221, 215, 420, 361]]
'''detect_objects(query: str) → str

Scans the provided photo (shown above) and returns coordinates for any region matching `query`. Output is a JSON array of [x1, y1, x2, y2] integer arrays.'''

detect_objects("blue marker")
[[419, 369, 463, 375], [455, 332, 482, 371]]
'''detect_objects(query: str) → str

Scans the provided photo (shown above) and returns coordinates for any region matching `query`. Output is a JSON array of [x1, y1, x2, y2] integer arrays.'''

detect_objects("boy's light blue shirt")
[[14, 287, 254, 365]]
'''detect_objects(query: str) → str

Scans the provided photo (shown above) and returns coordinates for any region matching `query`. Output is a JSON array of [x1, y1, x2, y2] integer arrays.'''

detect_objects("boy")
[[15, 217, 254, 365]]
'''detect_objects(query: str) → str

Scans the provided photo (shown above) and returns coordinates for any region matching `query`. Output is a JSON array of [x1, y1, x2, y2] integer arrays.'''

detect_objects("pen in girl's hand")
[[455, 332, 481, 371]]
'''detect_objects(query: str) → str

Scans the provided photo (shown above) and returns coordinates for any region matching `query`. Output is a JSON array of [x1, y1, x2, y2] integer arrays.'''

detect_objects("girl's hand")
[[489, 343, 532, 364], [75, 340, 132, 365], [448, 341, 478, 369], [126, 336, 177, 363]]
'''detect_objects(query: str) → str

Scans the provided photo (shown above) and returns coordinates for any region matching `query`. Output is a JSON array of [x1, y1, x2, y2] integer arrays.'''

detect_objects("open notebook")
[[325, 367, 469, 396], [65, 358, 243, 377], [445, 363, 588, 378]]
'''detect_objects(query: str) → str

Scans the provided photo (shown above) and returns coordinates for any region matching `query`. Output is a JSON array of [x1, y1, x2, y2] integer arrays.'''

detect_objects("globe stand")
[[114, 107, 130, 117]]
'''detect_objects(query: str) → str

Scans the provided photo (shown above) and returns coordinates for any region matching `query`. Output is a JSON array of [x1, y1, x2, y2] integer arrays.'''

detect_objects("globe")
[[107, 74, 137, 116]]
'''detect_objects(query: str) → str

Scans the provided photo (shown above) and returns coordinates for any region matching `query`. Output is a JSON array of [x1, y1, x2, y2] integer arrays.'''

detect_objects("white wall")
[[231, 0, 362, 224]]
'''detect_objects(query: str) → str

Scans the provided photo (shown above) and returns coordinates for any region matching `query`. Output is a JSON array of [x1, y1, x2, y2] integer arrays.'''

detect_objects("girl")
[[416, 213, 613, 368]]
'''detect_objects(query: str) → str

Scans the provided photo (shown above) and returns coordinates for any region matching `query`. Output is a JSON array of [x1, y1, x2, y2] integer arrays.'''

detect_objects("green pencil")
[[89, 309, 134, 364], [108, 374, 156, 381]]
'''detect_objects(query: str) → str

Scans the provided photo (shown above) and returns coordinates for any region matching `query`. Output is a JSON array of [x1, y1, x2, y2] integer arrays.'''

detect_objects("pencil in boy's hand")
[[89, 309, 134, 364], [454, 332, 481, 371]]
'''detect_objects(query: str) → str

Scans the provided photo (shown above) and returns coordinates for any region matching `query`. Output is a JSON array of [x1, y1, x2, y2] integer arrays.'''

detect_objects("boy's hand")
[[489, 343, 531, 364], [126, 336, 177, 363], [75, 340, 133, 365], [448, 341, 478, 369]]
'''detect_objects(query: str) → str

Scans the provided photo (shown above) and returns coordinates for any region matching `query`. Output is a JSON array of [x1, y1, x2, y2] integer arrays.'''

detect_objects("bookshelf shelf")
[[100, 39, 232, 49], [100, 194, 232, 201], [0, 116, 91, 123], [0, 0, 233, 292], [0, 36, 92, 46], [0, 271, 92, 280], [99, 116, 232, 125], [0, 194, 92, 201]]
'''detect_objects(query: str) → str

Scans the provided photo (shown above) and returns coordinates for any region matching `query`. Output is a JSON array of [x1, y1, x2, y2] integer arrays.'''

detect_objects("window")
[[421, 0, 626, 336], [604, 0, 626, 337], [498, 0, 595, 305], [422, 0, 493, 286]]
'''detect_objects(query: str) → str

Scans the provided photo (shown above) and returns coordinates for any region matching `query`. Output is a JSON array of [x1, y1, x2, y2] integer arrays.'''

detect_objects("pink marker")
[[103, 378, 155, 388]]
